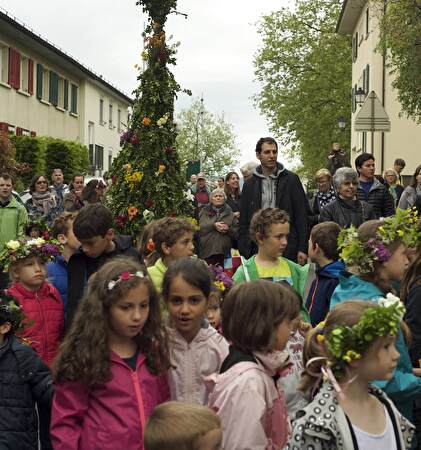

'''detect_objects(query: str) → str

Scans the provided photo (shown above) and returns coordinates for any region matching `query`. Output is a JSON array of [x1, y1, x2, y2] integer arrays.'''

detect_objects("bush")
[[13, 136, 89, 187]]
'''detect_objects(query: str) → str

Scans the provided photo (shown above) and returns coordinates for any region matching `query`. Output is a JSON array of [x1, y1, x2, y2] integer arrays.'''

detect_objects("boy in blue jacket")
[[47, 212, 80, 324], [305, 221, 344, 326]]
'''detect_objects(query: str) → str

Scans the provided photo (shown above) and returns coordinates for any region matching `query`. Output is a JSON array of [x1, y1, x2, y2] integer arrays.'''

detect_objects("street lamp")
[[355, 87, 366, 105], [337, 116, 346, 130]]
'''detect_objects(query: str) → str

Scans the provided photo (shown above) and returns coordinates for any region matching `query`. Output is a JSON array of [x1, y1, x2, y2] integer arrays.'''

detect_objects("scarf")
[[316, 187, 336, 208], [31, 191, 56, 216]]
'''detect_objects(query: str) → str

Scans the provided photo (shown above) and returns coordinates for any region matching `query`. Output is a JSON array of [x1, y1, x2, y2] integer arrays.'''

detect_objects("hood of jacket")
[[253, 161, 285, 179], [7, 280, 61, 303], [317, 260, 346, 278], [167, 323, 226, 349], [330, 272, 384, 310]]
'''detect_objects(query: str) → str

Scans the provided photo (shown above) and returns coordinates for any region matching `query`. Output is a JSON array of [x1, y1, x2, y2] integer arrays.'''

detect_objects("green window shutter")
[[36, 63, 43, 99], [71, 84, 78, 114], [49, 71, 59, 106], [63, 79, 69, 110]]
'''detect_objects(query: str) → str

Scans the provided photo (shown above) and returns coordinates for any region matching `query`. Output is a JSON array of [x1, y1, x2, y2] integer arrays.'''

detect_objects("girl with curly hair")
[[50, 257, 170, 450]]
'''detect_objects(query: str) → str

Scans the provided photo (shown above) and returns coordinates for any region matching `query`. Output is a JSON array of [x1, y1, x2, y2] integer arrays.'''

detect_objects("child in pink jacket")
[[162, 258, 229, 405], [207, 280, 301, 450], [50, 258, 170, 450]]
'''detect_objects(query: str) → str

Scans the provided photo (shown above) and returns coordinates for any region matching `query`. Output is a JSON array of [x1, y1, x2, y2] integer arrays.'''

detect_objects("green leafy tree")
[[13, 136, 45, 187], [254, 0, 352, 180], [374, 0, 421, 122], [0, 134, 29, 190], [175, 98, 240, 179], [108, 0, 193, 237]]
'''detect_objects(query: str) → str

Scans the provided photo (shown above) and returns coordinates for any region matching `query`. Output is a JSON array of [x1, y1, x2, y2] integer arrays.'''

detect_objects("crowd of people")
[[1, 136, 421, 450]]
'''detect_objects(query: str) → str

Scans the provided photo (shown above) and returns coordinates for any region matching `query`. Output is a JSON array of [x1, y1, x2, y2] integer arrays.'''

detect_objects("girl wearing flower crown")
[[162, 258, 229, 405], [50, 257, 170, 450], [1, 237, 64, 366], [288, 300, 414, 450], [330, 210, 421, 421]]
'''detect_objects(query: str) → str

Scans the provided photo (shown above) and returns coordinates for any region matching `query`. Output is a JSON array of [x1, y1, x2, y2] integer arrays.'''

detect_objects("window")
[[20, 56, 28, 92], [109, 103, 113, 128], [364, 64, 370, 95], [57, 77, 64, 108], [352, 32, 358, 62], [70, 84, 78, 114], [362, 132, 367, 152], [95, 145, 104, 170], [89, 144, 94, 167], [0, 44, 9, 83], [352, 85, 357, 113], [99, 98, 104, 124], [365, 8, 370, 36], [42, 68, 50, 101], [117, 108, 121, 132], [108, 150, 113, 169]]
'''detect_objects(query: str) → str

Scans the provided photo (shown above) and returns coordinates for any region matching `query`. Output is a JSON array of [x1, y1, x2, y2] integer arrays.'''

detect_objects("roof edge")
[[0, 8, 133, 105]]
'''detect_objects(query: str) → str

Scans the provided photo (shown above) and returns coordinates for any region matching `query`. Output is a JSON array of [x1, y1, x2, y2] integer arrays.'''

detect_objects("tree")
[[108, 0, 193, 237], [254, 0, 352, 180], [0, 134, 29, 191], [175, 98, 240, 179], [374, 0, 421, 122]]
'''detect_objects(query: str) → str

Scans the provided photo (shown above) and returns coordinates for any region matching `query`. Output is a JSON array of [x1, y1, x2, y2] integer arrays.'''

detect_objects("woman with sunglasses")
[[25, 175, 60, 224]]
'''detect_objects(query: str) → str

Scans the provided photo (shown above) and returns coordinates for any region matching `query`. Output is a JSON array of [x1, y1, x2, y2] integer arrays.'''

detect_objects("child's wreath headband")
[[107, 271, 146, 291], [338, 208, 420, 274]]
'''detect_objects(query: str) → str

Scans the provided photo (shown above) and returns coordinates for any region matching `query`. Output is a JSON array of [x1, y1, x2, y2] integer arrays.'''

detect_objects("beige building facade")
[[337, 0, 421, 180], [0, 8, 132, 176]]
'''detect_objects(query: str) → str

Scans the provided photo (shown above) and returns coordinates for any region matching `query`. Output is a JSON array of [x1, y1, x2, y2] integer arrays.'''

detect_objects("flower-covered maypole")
[[108, 0, 193, 237]]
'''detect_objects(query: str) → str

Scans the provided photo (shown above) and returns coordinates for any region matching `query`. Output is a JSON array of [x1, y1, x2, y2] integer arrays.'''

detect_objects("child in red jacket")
[[0, 237, 64, 366]]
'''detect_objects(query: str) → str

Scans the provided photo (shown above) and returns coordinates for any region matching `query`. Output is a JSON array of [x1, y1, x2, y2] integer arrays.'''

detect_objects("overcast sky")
[[0, 0, 292, 169]]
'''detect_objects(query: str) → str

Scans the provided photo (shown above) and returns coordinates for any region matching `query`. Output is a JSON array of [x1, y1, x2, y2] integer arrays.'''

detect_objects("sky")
[[0, 0, 292, 169]]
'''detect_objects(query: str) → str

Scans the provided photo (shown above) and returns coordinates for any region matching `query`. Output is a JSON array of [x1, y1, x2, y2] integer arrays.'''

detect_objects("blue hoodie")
[[330, 272, 421, 421], [306, 260, 345, 327], [46, 256, 68, 323]]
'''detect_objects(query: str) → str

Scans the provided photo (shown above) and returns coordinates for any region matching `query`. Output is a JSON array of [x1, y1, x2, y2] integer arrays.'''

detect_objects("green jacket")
[[233, 255, 310, 323], [0, 196, 28, 250], [147, 258, 167, 293]]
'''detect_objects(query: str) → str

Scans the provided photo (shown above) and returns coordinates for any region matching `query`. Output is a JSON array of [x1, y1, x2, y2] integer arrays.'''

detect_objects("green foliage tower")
[[108, 0, 193, 236]]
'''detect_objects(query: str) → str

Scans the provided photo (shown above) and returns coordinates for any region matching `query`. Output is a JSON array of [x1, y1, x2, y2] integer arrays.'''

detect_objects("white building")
[[0, 8, 133, 175], [337, 0, 421, 181]]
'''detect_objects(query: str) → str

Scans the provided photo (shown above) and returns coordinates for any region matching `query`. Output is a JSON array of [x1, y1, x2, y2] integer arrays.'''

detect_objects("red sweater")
[[7, 281, 64, 366]]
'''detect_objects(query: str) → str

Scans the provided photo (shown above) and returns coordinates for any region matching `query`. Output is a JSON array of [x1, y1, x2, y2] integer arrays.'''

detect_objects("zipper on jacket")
[[131, 371, 146, 445], [36, 292, 47, 358]]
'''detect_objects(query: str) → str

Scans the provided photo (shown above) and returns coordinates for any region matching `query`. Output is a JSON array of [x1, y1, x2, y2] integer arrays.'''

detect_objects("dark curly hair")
[[53, 257, 170, 386], [249, 208, 290, 243]]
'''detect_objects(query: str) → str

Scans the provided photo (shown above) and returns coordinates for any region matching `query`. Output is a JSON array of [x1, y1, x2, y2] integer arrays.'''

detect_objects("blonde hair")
[[315, 168, 332, 181], [383, 168, 398, 180], [144, 401, 221, 450], [300, 300, 377, 393]]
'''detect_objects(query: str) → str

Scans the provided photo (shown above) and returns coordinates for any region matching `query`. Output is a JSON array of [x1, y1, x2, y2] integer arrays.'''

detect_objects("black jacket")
[[238, 164, 309, 260], [319, 197, 376, 228], [404, 278, 421, 367], [67, 235, 141, 328], [326, 150, 350, 175], [0, 335, 53, 450], [357, 178, 395, 218]]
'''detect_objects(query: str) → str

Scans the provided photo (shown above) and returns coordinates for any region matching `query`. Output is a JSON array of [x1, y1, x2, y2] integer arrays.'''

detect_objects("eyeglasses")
[[36, 180, 47, 185]]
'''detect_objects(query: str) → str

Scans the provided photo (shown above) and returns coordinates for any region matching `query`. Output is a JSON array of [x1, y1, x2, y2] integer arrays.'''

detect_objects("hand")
[[328, 154, 335, 160], [298, 321, 312, 337], [215, 222, 229, 233], [233, 211, 240, 219], [413, 368, 421, 377], [297, 251, 308, 266]]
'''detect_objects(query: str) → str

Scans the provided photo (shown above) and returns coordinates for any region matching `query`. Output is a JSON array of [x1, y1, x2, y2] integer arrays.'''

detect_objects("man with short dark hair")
[[66, 204, 140, 327], [238, 137, 309, 264], [0, 173, 28, 289], [394, 158, 406, 185], [355, 153, 395, 218]]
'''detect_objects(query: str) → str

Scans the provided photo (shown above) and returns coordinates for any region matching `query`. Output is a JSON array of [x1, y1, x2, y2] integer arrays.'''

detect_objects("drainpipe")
[[381, 0, 386, 174]]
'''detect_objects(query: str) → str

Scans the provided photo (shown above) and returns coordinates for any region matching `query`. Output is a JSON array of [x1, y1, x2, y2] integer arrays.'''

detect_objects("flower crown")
[[0, 238, 62, 272], [0, 293, 27, 333], [107, 271, 146, 290], [338, 208, 420, 274], [209, 264, 234, 293], [317, 294, 404, 377]]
